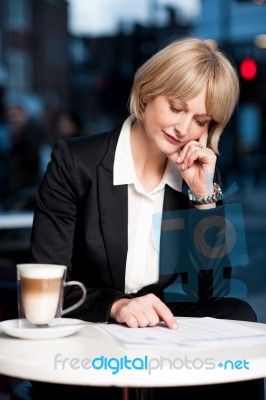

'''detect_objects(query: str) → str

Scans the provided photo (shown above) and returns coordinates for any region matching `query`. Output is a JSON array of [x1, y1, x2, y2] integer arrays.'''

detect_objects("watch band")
[[188, 183, 223, 205]]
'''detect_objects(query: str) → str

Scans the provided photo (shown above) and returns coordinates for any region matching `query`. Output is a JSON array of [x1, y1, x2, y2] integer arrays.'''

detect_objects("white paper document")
[[97, 318, 266, 348]]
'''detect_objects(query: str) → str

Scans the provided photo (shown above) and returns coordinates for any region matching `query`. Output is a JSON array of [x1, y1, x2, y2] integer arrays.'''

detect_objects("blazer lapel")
[[98, 128, 128, 292], [163, 183, 188, 212]]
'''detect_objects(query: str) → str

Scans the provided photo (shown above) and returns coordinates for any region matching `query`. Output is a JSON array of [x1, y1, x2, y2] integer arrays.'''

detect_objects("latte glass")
[[17, 264, 86, 326]]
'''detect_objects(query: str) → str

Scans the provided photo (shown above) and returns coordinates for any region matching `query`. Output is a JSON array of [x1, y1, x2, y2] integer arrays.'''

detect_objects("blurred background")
[[0, 0, 265, 397]]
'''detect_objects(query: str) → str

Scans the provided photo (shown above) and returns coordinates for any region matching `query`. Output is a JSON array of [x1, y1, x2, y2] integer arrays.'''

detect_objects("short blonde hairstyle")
[[129, 37, 239, 154]]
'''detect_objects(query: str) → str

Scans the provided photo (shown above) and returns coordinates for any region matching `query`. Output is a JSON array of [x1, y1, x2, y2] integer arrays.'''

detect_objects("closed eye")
[[195, 119, 208, 127], [170, 105, 182, 113]]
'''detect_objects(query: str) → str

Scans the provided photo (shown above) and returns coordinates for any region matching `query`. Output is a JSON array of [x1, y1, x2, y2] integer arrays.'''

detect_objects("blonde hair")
[[129, 37, 239, 154]]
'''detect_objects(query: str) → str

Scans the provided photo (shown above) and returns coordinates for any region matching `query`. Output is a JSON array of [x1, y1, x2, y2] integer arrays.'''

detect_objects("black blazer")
[[30, 125, 230, 322]]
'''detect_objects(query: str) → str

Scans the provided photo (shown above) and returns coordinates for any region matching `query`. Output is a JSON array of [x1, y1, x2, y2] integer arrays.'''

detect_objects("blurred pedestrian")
[[3, 94, 44, 203], [49, 108, 86, 142], [39, 108, 87, 177]]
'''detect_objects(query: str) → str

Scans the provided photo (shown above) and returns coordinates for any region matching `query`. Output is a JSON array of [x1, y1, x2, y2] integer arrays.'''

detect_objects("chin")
[[154, 140, 173, 154], [167, 149, 179, 157], [161, 145, 178, 157]]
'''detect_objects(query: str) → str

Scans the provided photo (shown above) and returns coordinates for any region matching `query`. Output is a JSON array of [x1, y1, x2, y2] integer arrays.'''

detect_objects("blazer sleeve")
[[30, 139, 130, 322]]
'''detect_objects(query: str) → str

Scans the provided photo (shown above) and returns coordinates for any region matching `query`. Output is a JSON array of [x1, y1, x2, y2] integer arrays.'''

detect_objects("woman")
[[28, 37, 264, 399]]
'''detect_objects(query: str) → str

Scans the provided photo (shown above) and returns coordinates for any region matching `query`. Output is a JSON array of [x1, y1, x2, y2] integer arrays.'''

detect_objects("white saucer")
[[0, 318, 85, 340]]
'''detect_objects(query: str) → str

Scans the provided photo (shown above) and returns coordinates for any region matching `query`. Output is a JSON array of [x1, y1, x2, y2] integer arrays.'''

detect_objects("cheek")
[[144, 112, 165, 132], [144, 101, 169, 124], [190, 127, 208, 140]]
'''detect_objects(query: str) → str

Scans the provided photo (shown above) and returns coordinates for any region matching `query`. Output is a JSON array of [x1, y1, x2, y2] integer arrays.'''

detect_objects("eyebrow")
[[196, 113, 212, 120]]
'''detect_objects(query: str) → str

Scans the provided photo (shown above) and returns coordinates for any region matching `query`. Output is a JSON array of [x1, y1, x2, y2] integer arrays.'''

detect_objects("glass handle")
[[61, 281, 87, 315]]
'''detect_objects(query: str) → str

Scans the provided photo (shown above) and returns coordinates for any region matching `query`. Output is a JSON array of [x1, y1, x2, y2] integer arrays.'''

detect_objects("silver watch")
[[188, 183, 223, 205]]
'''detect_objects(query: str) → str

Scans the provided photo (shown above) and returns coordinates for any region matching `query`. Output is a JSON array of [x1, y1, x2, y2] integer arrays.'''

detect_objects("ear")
[[142, 94, 148, 104]]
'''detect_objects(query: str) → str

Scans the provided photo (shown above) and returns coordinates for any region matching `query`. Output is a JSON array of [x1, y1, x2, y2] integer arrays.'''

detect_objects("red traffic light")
[[240, 58, 257, 80]]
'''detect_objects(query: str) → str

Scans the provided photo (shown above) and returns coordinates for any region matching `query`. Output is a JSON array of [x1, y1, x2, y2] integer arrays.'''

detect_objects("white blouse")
[[113, 116, 182, 294]]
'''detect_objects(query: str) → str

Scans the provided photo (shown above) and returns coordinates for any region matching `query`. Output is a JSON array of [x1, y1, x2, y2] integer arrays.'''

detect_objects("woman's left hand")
[[168, 134, 217, 197]]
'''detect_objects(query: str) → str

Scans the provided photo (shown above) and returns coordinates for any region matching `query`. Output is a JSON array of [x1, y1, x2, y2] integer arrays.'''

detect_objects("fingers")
[[152, 298, 178, 330], [110, 294, 178, 329], [111, 296, 159, 328], [175, 141, 216, 170]]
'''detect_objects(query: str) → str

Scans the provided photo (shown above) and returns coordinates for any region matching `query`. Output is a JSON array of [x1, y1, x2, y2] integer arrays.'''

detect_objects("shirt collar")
[[113, 115, 136, 186], [113, 115, 182, 193]]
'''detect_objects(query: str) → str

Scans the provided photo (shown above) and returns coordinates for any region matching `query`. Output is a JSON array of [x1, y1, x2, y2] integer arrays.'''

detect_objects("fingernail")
[[182, 164, 185, 170], [177, 157, 181, 163], [172, 322, 178, 329]]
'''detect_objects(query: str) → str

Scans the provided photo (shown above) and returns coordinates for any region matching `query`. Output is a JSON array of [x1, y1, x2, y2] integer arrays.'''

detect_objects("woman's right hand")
[[110, 293, 178, 329]]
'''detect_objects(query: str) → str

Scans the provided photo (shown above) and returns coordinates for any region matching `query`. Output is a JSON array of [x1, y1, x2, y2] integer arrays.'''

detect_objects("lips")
[[164, 132, 182, 145]]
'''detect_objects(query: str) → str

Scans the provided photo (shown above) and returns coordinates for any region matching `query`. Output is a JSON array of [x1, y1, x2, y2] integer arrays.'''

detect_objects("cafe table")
[[0, 317, 266, 400]]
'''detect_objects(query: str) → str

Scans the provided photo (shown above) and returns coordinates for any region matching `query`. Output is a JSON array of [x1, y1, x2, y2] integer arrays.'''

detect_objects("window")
[[5, 0, 32, 30], [7, 50, 32, 91]]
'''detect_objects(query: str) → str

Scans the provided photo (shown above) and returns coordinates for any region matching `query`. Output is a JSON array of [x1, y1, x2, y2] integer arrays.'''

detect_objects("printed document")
[[97, 317, 266, 348]]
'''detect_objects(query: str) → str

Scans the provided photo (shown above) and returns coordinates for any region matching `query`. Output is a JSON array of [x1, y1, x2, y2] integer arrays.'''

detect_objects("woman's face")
[[141, 87, 212, 156]]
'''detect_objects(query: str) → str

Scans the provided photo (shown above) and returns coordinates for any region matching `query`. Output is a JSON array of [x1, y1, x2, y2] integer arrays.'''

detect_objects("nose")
[[174, 115, 191, 137]]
